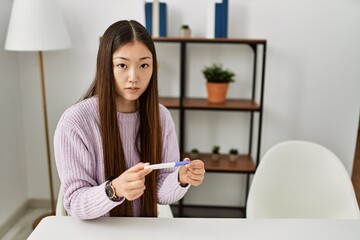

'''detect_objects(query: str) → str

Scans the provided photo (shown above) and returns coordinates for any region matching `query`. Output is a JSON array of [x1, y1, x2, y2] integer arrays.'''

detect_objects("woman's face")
[[112, 40, 153, 112]]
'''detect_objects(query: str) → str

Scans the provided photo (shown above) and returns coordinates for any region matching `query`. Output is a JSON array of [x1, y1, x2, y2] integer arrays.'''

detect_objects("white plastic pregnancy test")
[[144, 161, 190, 170]]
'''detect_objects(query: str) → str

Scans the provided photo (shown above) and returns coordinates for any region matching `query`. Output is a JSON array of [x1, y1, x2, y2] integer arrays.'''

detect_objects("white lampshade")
[[5, 0, 72, 51]]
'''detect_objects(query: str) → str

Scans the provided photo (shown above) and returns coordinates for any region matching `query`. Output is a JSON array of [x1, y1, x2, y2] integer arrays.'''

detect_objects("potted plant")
[[229, 148, 239, 162], [180, 24, 191, 38], [190, 148, 199, 159], [211, 145, 220, 161], [202, 63, 235, 104]]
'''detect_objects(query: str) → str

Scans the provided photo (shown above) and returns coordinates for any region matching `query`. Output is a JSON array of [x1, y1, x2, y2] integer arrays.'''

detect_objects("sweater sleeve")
[[156, 107, 190, 204], [54, 121, 123, 219]]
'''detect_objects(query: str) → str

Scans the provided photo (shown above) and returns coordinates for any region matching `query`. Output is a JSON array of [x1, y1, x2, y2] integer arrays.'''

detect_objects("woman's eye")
[[117, 63, 126, 69], [140, 63, 149, 69]]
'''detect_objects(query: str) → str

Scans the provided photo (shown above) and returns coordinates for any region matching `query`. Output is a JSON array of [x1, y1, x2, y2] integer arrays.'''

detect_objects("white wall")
[[1, 0, 359, 212], [0, 0, 28, 227]]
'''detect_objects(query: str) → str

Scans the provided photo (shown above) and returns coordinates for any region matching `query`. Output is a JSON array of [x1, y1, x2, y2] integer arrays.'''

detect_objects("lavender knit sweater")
[[54, 96, 189, 219]]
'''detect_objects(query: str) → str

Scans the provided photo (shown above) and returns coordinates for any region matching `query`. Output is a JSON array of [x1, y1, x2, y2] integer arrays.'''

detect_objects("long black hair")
[[82, 20, 161, 217]]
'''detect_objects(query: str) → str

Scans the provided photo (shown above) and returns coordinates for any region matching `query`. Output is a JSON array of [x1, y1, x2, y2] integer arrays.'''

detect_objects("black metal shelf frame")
[[154, 38, 267, 217]]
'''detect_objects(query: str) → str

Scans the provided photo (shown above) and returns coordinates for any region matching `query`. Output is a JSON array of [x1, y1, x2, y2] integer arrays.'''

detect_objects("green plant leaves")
[[202, 63, 235, 83]]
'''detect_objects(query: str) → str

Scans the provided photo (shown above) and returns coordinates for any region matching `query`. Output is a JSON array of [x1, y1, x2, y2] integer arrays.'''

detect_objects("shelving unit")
[[154, 37, 267, 217]]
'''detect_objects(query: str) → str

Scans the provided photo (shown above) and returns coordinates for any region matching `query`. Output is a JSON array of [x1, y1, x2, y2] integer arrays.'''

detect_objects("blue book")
[[159, 2, 167, 37], [145, 2, 152, 35], [222, 0, 228, 38], [215, 2, 223, 38], [144, 2, 167, 37], [214, 0, 228, 38]]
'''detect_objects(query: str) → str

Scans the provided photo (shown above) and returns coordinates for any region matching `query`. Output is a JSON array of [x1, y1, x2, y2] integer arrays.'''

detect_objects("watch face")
[[105, 183, 114, 198]]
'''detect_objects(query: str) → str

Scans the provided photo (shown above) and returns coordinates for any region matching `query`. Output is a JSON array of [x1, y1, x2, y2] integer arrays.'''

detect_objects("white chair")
[[157, 204, 174, 218], [56, 184, 174, 218], [56, 184, 68, 216], [246, 140, 360, 219]]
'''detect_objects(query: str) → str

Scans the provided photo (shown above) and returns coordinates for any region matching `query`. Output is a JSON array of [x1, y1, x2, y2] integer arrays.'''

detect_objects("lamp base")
[[32, 212, 55, 229]]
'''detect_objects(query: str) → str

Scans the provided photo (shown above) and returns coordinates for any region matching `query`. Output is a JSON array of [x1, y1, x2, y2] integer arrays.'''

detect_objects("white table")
[[28, 216, 360, 240]]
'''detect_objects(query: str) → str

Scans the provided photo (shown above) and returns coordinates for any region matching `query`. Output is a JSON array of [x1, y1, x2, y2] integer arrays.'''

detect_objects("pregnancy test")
[[144, 161, 190, 170]]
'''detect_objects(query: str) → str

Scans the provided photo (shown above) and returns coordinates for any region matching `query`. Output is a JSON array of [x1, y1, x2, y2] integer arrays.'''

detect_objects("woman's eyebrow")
[[113, 56, 152, 60], [113, 56, 129, 61], [139, 56, 152, 60]]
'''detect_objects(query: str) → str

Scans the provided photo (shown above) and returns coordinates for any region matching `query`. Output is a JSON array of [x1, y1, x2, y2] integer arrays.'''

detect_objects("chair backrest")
[[56, 184, 174, 218], [246, 140, 360, 219], [157, 204, 174, 218], [56, 184, 67, 216]]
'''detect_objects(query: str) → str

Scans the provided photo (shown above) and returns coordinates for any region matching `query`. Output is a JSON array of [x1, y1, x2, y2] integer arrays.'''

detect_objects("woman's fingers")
[[124, 162, 152, 180], [112, 162, 152, 200], [179, 160, 205, 186], [186, 172, 204, 186], [124, 184, 147, 201], [186, 160, 204, 169]]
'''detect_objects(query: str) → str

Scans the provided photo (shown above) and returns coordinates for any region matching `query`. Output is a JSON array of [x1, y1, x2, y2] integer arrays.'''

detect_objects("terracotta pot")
[[206, 82, 229, 104]]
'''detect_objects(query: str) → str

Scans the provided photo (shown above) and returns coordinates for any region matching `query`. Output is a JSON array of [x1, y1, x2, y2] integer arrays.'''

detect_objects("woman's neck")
[[116, 98, 138, 113]]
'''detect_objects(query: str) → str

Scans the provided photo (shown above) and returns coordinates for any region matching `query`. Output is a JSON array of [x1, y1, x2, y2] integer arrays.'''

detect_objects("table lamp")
[[4, 0, 72, 228]]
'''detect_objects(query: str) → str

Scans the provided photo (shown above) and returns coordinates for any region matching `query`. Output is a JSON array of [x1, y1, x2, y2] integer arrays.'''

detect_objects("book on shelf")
[[145, 2, 153, 35], [206, 0, 229, 38], [145, 1, 167, 37], [214, 0, 228, 38]]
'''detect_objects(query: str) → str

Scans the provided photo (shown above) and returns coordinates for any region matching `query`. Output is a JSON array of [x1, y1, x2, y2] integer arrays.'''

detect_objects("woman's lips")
[[126, 86, 139, 90]]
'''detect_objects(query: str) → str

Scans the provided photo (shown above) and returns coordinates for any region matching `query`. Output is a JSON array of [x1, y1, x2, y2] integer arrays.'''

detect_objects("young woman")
[[54, 20, 205, 219]]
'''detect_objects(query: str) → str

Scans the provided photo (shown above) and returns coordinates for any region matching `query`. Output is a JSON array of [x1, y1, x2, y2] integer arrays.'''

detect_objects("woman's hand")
[[111, 162, 152, 201], [178, 159, 205, 187]]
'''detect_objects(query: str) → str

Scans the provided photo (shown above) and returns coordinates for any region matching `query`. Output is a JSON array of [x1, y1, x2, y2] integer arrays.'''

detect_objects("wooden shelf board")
[[153, 37, 266, 44], [159, 97, 260, 111], [159, 97, 180, 108], [183, 98, 260, 111], [182, 153, 256, 173]]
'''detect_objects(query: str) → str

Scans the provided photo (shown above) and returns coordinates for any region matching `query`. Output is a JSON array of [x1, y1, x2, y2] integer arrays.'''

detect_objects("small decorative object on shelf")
[[190, 148, 199, 159], [229, 148, 239, 162], [202, 63, 235, 104], [211, 145, 221, 161], [180, 24, 191, 38]]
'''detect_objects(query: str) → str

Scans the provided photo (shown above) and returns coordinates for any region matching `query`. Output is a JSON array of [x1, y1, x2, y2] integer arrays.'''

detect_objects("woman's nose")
[[128, 68, 138, 82]]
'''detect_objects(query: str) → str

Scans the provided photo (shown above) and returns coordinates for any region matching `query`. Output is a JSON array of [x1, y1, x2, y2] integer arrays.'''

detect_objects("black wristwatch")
[[105, 179, 122, 202]]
